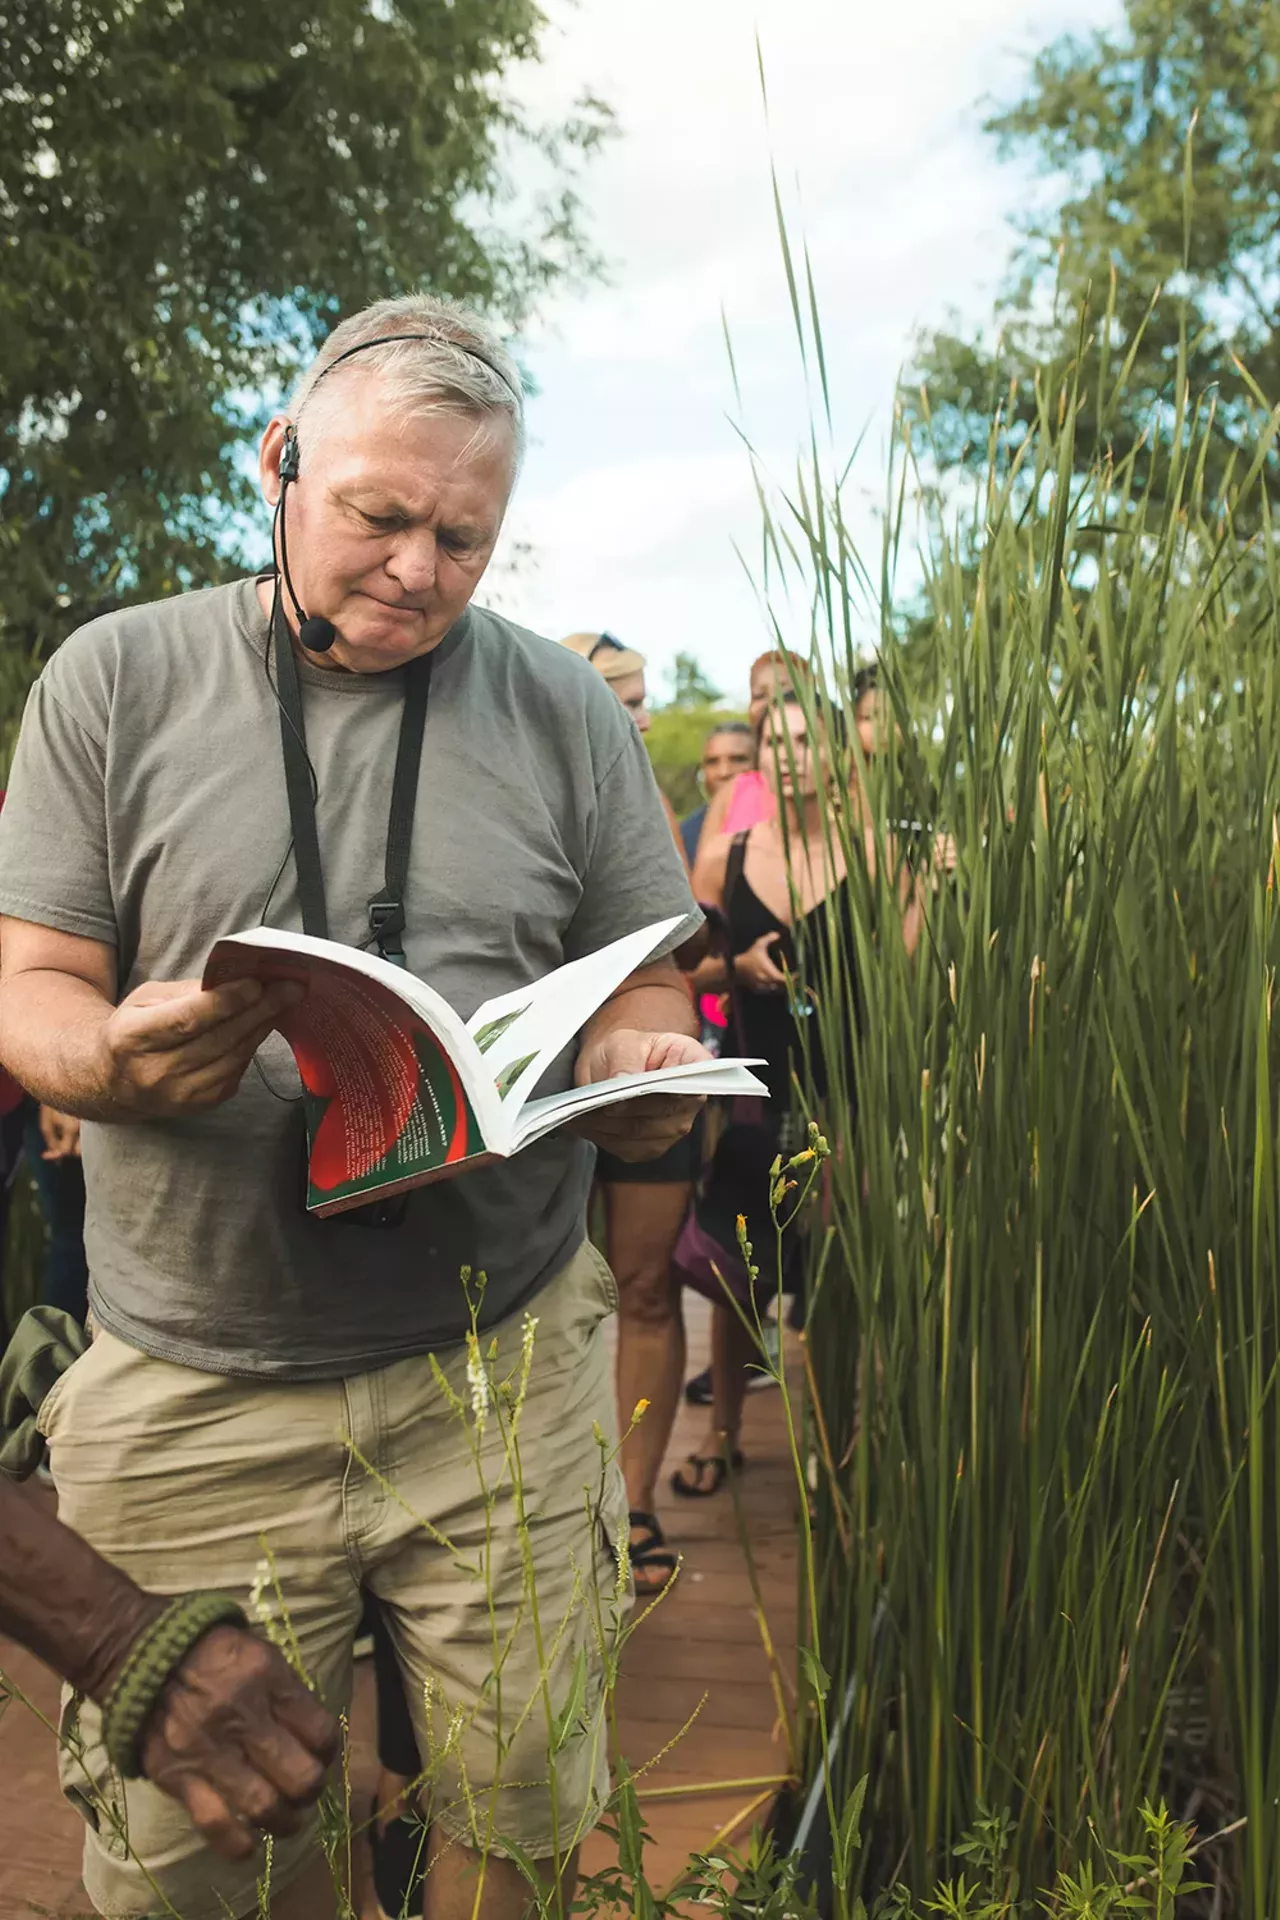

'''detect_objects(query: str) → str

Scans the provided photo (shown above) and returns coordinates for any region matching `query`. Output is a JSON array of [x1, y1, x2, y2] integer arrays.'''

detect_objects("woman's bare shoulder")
[[691, 829, 735, 906]]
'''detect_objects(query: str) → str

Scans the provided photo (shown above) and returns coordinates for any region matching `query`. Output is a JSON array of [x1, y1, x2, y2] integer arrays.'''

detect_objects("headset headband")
[[308, 331, 522, 406]]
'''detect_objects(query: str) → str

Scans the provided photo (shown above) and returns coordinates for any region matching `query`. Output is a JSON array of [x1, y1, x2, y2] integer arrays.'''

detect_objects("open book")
[[204, 917, 767, 1217]]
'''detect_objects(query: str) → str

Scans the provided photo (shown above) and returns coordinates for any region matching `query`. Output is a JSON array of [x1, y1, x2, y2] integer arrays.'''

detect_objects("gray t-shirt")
[[0, 578, 698, 1379]]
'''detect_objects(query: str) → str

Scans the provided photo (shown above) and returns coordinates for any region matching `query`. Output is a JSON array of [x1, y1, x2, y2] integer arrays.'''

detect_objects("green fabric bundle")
[[0, 1304, 88, 1480]]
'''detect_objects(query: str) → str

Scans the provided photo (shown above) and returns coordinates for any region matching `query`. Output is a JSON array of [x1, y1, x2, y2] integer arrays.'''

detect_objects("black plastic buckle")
[[367, 892, 406, 967]]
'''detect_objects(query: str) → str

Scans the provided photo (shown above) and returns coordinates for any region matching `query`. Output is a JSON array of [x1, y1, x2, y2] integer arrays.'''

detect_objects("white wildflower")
[[615, 1518, 631, 1602], [465, 1331, 490, 1435], [510, 1312, 539, 1421], [248, 1558, 275, 1627], [247, 1556, 291, 1655]]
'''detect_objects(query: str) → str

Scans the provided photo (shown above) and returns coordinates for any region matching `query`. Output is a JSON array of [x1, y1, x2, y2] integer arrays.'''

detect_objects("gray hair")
[[288, 293, 525, 465]]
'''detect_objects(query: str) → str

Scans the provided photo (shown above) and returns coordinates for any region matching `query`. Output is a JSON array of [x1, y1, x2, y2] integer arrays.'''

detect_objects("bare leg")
[[424, 1831, 578, 1920], [708, 1300, 758, 1451], [374, 1765, 413, 1821], [261, 1849, 339, 1919], [671, 1303, 757, 1496], [605, 1178, 690, 1525]]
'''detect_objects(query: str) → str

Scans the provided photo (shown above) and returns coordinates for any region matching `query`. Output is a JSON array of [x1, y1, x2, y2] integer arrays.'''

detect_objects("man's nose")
[[385, 529, 437, 595]]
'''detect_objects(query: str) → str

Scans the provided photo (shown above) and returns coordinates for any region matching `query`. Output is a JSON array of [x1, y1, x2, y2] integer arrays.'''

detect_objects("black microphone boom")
[[275, 424, 337, 654]]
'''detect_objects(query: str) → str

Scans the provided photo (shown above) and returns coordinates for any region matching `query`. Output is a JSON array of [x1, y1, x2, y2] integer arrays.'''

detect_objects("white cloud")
[[489, 0, 1123, 702]]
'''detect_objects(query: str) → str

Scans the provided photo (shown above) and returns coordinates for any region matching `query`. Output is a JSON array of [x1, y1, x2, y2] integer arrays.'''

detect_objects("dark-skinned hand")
[[138, 1625, 339, 1861]]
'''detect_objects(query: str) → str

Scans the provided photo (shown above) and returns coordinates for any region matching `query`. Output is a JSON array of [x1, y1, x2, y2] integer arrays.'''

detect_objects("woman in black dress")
[[675, 689, 865, 1495]]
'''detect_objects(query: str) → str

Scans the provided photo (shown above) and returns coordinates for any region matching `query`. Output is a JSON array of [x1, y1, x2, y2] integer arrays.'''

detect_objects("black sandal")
[[369, 1787, 428, 1920], [628, 1509, 678, 1595], [670, 1447, 745, 1499]]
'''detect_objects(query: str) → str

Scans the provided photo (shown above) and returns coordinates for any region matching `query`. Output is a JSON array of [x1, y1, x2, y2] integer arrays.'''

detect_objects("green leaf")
[[548, 1648, 587, 1756], [832, 1774, 867, 1890], [800, 1647, 831, 1700], [613, 1770, 646, 1881]]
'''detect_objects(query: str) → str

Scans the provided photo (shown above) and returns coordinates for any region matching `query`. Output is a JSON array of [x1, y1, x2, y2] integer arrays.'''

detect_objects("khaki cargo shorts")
[[38, 1238, 630, 1920]]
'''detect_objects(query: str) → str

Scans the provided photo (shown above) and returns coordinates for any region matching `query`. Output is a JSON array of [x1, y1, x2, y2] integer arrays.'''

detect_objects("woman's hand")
[[734, 933, 788, 993], [39, 1107, 82, 1159]]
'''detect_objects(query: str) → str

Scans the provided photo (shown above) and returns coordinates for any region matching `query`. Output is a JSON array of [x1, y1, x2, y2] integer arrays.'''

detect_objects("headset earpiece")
[[279, 425, 301, 483]]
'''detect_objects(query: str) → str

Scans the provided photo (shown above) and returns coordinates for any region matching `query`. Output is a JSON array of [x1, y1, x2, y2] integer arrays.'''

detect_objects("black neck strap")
[[272, 601, 433, 965]]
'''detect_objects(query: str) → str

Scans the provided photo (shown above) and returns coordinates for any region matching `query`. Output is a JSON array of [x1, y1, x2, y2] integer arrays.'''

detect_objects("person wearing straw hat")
[[560, 630, 697, 1597], [559, 631, 652, 734]]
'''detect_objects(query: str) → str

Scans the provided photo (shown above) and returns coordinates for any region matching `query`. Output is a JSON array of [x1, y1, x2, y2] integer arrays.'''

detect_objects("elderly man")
[[0, 295, 706, 1920]]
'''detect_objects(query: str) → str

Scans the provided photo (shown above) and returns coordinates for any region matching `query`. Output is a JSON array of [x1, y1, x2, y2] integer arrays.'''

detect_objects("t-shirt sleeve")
[[565, 721, 702, 964], [0, 674, 118, 944]]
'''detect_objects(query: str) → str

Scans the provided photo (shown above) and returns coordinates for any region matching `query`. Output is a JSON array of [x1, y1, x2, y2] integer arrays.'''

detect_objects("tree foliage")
[[0, 0, 609, 655], [646, 699, 745, 817], [909, 0, 1280, 506], [662, 649, 723, 709]]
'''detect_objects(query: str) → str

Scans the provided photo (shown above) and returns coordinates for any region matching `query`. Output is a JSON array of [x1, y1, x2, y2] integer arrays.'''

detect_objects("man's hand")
[[39, 1107, 82, 1159], [573, 1028, 710, 1162], [95, 977, 304, 1118], [139, 1625, 339, 1861]]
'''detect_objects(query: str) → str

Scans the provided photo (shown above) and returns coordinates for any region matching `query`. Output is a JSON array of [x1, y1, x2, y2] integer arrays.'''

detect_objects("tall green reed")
[[754, 264, 1280, 1908]]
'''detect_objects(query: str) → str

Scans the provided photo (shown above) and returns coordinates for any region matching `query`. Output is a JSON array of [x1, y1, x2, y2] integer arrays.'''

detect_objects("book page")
[[205, 929, 502, 1210], [511, 1057, 769, 1152], [464, 915, 689, 1116]]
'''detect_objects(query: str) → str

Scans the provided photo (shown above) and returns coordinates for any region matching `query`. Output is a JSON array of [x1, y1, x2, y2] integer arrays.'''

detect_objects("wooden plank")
[[591, 1301, 800, 1894], [614, 1678, 783, 1732]]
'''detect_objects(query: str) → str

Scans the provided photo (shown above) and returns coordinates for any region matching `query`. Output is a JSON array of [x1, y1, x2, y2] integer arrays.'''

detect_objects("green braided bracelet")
[[101, 1591, 249, 1777]]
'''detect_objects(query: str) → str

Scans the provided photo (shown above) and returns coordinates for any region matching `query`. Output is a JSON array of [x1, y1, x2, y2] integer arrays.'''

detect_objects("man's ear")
[[259, 416, 291, 508]]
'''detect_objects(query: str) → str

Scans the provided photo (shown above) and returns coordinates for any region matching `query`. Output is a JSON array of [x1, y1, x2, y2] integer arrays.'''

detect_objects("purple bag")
[[672, 1096, 798, 1311], [672, 1203, 757, 1310]]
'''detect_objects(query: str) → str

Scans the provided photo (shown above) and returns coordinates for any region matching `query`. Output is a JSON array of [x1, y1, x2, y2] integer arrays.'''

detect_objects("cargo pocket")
[[34, 1335, 99, 1442], [574, 1453, 632, 1826], [581, 1238, 620, 1317], [55, 1688, 122, 1847]]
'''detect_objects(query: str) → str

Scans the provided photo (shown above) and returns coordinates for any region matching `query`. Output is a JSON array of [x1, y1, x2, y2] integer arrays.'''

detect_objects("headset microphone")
[[299, 613, 338, 654], [274, 425, 337, 654]]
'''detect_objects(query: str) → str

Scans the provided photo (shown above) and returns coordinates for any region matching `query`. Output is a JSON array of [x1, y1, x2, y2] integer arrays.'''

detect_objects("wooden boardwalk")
[[0, 1299, 798, 1917]]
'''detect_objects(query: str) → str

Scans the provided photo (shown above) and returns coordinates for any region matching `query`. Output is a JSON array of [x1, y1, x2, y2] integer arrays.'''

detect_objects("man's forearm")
[[0, 971, 118, 1117], [580, 970, 698, 1059], [0, 1477, 162, 1700]]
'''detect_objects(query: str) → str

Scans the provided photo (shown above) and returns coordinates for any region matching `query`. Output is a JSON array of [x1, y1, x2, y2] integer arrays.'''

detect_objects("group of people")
[[563, 637, 887, 1592], [0, 289, 937, 1920]]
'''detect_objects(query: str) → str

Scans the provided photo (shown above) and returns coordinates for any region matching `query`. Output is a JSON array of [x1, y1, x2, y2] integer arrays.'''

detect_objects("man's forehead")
[[312, 388, 515, 499]]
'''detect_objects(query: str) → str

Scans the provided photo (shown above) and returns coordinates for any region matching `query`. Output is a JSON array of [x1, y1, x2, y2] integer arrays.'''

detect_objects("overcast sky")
[[487, 0, 1121, 703]]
